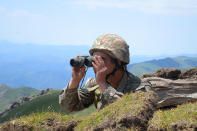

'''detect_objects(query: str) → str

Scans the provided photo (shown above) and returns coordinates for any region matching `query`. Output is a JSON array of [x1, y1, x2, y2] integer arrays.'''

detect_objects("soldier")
[[59, 34, 151, 111]]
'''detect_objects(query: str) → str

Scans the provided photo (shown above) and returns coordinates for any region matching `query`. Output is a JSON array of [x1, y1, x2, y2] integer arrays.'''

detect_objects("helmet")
[[89, 34, 130, 64]]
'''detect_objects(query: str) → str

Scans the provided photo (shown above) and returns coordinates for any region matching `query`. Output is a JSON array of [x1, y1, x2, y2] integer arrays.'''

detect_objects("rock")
[[141, 67, 197, 108], [142, 77, 197, 108], [142, 68, 181, 80], [39, 88, 53, 95], [180, 67, 197, 79], [10, 102, 20, 109]]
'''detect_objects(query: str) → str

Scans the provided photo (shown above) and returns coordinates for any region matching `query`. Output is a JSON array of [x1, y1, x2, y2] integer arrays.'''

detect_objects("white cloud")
[[0, 7, 5, 13], [0, 7, 43, 18], [9, 9, 43, 18], [74, 0, 197, 14], [10, 10, 29, 16]]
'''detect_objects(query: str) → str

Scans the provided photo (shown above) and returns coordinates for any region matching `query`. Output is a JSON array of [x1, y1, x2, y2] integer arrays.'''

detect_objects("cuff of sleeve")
[[66, 87, 78, 93], [101, 85, 123, 100], [60, 83, 78, 96]]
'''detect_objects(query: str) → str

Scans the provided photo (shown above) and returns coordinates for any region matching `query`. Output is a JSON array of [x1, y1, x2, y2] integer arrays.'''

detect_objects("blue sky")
[[0, 0, 197, 56]]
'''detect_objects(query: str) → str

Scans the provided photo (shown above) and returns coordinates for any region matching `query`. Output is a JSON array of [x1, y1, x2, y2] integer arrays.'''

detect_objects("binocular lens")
[[84, 57, 93, 67], [70, 56, 94, 67]]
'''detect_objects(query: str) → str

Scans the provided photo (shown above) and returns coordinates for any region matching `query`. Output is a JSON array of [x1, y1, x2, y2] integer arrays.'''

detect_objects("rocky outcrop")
[[142, 67, 197, 80], [142, 68, 181, 80], [180, 67, 197, 79], [142, 67, 197, 108], [0, 88, 53, 120]]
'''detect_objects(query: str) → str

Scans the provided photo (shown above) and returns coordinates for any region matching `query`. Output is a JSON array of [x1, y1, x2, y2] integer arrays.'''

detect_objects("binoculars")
[[70, 56, 94, 67]]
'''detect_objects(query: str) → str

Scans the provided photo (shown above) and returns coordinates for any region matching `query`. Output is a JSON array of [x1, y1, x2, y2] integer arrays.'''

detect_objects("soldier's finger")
[[92, 61, 98, 70], [92, 62, 97, 68], [97, 56, 103, 64], [96, 56, 104, 66], [80, 66, 86, 72], [94, 56, 100, 65]]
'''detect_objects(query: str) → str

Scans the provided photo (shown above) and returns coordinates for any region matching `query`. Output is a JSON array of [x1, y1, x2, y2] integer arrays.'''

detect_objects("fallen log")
[[142, 77, 197, 108]]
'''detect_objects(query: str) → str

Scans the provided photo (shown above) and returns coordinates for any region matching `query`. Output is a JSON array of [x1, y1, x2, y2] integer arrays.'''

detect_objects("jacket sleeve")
[[59, 78, 95, 112]]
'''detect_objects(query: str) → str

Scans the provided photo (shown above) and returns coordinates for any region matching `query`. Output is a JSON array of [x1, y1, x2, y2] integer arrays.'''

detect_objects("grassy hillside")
[[1, 91, 197, 130], [0, 85, 39, 113], [128, 56, 197, 77], [0, 91, 156, 131], [0, 90, 96, 123]]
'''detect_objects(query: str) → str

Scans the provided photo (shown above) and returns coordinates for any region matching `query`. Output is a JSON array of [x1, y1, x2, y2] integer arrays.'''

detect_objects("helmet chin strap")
[[105, 59, 125, 84]]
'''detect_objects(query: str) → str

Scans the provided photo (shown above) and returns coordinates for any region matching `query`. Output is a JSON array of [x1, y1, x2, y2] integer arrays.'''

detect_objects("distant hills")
[[128, 56, 197, 76], [0, 42, 91, 90], [0, 85, 39, 113], [0, 41, 197, 90]]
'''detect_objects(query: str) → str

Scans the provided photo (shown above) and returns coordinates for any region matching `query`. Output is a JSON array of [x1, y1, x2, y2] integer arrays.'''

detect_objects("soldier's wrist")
[[68, 78, 80, 89]]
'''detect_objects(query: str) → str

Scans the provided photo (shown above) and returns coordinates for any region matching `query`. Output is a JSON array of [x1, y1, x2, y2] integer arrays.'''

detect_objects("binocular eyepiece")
[[70, 56, 94, 67]]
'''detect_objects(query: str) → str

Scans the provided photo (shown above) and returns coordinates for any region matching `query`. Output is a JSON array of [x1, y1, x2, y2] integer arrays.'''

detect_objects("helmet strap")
[[105, 59, 125, 83]]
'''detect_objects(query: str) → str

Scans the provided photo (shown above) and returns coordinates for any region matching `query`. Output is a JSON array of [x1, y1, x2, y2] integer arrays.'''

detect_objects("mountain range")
[[128, 56, 197, 76], [1, 41, 197, 90], [0, 85, 39, 113], [0, 41, 197, 124]]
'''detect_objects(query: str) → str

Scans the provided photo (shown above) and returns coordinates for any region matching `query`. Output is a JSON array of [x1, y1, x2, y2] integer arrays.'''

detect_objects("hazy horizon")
[[0, 0, 197, 56]]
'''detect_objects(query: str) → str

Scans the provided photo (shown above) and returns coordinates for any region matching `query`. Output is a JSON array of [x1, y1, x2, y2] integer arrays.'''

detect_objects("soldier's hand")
[[71, 66, 86, 83], [92, 55, 108, 91], [68, 66, 86, 89]]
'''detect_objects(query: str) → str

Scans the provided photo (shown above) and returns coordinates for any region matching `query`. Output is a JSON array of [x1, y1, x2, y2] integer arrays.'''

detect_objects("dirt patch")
[[0, 118, 80, 131], [52, 121, 79, 131], [0, 121, 33, 131], [148, 121, 197, 131], [39, 118, 80, 131]]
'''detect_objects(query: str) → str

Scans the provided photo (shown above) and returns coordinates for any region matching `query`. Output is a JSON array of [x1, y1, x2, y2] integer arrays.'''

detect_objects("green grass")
[[1, 112, 79, 131], [19, 112, 75, 126], [1, 91, 148, 131], [149, 101, 197, 129], [76, 91, 147, 131], [0, 90, 96, 123]]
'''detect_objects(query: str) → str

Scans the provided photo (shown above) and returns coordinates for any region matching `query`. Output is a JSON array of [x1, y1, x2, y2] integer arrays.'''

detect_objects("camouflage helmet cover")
[[89, 34, 130, 64]]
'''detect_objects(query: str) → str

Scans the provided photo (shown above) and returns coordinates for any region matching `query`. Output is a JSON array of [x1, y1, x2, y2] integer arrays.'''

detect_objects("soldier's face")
[[92, 52, 116, 74]]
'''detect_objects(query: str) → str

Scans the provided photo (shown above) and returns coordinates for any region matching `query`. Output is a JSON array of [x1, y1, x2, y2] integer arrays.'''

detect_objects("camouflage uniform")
[[59, 34, 152, 112]]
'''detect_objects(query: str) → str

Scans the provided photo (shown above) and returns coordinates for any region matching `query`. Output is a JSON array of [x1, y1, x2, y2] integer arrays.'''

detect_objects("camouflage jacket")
[[59, 71, 151, 112]]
